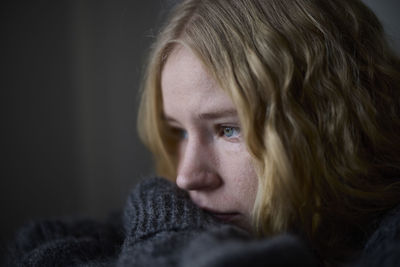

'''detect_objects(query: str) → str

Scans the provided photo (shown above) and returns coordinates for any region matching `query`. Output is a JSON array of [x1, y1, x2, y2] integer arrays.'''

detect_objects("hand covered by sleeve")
[[118, 177, 219, 266], [5, 177, 319, 267]]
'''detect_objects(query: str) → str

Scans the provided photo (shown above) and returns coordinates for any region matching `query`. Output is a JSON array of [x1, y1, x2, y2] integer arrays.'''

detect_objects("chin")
[[211, 212, 252, 232], [233, 219, 253, 233]]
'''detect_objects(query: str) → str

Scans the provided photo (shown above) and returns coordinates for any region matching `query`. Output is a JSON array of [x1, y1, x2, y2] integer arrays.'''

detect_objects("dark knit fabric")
[[5, 216, 123, 266], [179, 226, 318, 267], [4, 177, 400, 267], [117, 177, 219, 266], [354, 205, 400, 267]]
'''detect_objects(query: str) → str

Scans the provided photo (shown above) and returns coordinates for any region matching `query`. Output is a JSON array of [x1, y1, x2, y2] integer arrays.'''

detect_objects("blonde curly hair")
[[138, 0, 400, 262]]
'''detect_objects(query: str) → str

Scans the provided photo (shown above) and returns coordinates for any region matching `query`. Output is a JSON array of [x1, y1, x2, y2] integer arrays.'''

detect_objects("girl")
[[138, 0, 400, 265]]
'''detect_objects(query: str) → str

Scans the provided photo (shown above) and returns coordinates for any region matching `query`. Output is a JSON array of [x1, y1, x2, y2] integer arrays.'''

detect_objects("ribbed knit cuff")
[[123, 177, 217, 242]]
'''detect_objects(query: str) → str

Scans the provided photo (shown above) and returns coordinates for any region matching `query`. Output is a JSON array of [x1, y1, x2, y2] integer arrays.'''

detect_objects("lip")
[[201, 207, 240, 222]]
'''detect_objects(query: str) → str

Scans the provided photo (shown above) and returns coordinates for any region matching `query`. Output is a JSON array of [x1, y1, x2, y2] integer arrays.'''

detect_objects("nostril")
[[176, 173, 202, 191], [176, 174, 191, 190], [176, 172, 222, 191]]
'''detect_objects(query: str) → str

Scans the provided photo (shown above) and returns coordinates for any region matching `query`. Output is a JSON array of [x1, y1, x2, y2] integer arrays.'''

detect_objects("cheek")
[[177, 141, 186, 166], [217, 142, 258, 206]]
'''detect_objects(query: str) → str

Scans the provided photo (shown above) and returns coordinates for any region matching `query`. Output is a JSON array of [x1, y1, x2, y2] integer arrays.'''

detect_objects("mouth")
[[201, 208, 240, 223]]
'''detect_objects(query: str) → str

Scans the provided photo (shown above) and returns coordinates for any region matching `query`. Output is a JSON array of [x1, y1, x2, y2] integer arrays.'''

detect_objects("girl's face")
[[161, 46, 258, 230]]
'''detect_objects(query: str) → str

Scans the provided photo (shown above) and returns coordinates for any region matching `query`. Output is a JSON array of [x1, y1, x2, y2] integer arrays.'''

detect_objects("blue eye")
[[170, 127, 187, 140], [221, 126, 240, 138], [181, 130, 188, 139]]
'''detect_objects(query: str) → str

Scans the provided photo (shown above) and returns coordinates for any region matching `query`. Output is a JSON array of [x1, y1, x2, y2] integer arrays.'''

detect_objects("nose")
[[176, 137, 222, 191]]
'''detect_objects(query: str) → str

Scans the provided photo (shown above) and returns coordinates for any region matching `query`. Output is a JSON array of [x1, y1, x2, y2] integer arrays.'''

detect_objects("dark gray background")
[[0, 0, 399, 252]]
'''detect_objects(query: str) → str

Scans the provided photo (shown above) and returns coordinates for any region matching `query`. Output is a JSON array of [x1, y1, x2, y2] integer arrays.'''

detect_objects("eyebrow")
[[198, 109, 238, 120], [163, 109, 238, 123]]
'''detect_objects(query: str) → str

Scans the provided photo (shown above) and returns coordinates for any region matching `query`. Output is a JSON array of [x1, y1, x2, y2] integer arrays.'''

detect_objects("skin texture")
[[161, 45, 258, 230]]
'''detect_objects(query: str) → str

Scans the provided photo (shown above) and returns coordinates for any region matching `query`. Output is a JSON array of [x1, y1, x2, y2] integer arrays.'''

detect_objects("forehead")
[[161, 46, 235, 118], [161, 46, 217, 99]]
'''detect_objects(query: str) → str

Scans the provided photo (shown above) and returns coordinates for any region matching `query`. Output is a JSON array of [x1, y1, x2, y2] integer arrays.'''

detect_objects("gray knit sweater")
[[4, 177, 400, 266]]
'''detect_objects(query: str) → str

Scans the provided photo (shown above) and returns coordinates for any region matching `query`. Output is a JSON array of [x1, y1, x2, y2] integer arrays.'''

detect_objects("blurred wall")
[[362, 0, 400, 52], [0, 0, 174, 249], [0, 0, 399, 252]]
